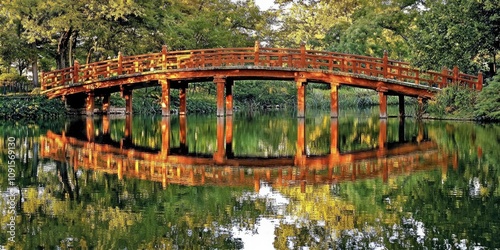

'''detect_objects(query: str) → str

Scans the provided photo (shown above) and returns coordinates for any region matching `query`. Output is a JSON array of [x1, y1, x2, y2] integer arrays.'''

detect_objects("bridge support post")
[[102, 93, 110, 114], [161, 117, 170, 158], [378, 89, 388, 119], [179, 85, 187, 115], [214, 77, 226, 117], [161, 79, 170, 116], [123, 89, 133, 115], [398, 95, 405, 118], [180, 115, 187, 153], [226, 79, 233, 116], [330, 83, 339, 118], [296, 79, 307, 118], [85, 92, 95, 116], [295, 118, 306, 166]]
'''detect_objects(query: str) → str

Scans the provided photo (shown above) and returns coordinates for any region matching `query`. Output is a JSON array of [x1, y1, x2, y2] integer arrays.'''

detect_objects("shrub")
[[426, 84, 477, 119], [474, 73, 500, 121]]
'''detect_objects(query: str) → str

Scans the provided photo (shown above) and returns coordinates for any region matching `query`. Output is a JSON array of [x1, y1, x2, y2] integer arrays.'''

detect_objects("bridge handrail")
[[41, 43, 483, 92]]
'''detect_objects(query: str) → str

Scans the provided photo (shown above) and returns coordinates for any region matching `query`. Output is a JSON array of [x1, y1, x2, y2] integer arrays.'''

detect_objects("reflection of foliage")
[[1, 159, 265, 249]]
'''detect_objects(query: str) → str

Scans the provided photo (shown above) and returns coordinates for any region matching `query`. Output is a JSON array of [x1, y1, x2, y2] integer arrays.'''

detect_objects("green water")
[[1, 109, 499, 249]]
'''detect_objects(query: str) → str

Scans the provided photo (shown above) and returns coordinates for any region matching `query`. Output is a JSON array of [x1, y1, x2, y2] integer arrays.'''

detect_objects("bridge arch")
[[41, 42, 482, 118]]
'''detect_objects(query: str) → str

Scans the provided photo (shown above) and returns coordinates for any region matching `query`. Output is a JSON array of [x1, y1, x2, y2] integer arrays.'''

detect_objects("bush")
[[474, 73, 500, 121], [0, 95, 66, 120], [426, 84, 477, 119]]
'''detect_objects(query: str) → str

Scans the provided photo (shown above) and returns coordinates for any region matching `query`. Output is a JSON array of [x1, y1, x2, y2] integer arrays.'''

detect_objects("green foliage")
[[0, 95, 66, 120], [410, 0, 500, 72], [426, 85, 478, 119], [474, 74, 500, 121], [0, 73, 29, 83], [234, 81, 296, 109]]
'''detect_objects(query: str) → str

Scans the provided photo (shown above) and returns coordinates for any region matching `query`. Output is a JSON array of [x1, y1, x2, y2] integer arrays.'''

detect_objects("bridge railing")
[[41, 43, 483, 92]]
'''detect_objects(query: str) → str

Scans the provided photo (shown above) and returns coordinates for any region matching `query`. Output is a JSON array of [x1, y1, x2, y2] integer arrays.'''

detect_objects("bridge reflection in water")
[[40, 116, 456, 192]]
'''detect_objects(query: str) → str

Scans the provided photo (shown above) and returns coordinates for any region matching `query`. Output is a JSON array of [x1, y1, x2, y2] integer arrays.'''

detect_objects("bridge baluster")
[[300, 44, 306, 68], [161, 45, 168, 70], [477, 71, 483, 91], [73, 60, 79, 84], [117, 52, 123, 75], [383, 51, 388, 78], [254, 41, 260, 66]]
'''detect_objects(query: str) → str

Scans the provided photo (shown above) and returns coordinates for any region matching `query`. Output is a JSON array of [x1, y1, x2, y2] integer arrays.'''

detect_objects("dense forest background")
[[1, 0, 498, 80]]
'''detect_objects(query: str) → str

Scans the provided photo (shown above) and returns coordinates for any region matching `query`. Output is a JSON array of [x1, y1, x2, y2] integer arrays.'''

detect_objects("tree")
[[268, 0, 363, 49], [410, 0, 500, 73]]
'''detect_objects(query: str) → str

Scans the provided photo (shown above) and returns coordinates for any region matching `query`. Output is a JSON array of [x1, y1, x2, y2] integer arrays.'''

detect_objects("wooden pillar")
[[296, 79, 307, 118], [295, 118, 306, 166], [330, 83, 339, 118], [226, 79, 233, 116], [214, 116, 226, 164], [214, 77, 226, 117], [476, 71, 483, 91], [102, 93, 111, 114], [161, 79, 171, 116], [122, 89, 132, 115], [398, 95, 405, 118], [85, 92, 95, 116], [161, 117, 170, 158], [179, 85, 187, 115], [179, 115, 187, 153], [378, 90, 388, 119], [225, 115, 234, 158]]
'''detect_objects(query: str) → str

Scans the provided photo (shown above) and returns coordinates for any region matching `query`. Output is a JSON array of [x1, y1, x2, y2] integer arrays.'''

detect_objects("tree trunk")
[[57, 28, 73, 69]]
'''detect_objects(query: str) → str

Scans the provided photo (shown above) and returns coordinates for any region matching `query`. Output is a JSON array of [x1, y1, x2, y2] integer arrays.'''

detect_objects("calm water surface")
[[1, 109, 499, 249]]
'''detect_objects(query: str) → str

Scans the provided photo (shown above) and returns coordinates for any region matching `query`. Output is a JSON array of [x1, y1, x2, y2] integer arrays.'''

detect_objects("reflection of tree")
[[2, 165, 267, 249], [273, 184, 355, 249]]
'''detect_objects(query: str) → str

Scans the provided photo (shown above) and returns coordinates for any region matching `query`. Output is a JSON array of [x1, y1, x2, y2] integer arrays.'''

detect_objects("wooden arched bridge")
[[41, 42, 483, 118]]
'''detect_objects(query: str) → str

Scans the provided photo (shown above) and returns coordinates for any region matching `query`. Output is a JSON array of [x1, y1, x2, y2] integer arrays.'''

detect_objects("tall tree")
[[410, 0, 500, 73]]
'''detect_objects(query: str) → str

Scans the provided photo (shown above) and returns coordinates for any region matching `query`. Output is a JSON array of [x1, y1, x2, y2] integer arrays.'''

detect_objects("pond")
[[1, 108, 499, 249]]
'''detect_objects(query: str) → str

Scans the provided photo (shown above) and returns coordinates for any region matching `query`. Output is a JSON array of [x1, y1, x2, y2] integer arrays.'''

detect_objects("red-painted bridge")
[[41, 42, 483, 117]]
